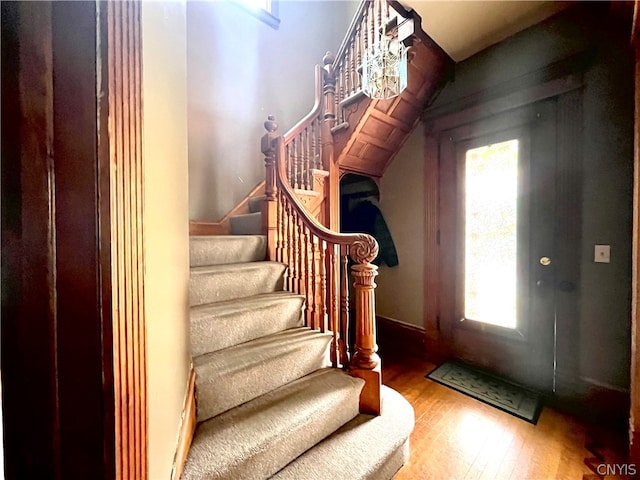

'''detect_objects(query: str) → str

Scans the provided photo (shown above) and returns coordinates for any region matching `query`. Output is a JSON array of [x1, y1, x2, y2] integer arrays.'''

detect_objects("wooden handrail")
[[262, 99, 382, 413], [333, 0, 369, 69], [283, 66, 323, 143], [275, 135, 378, 263]]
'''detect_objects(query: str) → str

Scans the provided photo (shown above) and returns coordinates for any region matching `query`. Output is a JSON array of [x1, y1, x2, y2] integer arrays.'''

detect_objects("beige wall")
[[187, 0, 358, 221], [376, 128, 425, 328], [142, 2, 191, 479]]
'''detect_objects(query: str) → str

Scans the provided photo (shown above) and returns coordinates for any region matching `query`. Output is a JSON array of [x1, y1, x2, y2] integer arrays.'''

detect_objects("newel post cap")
[[261, 114, 279, 154]]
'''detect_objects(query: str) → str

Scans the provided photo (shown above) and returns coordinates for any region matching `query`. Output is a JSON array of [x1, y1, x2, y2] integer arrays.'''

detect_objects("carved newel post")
[[261, 115, 279, 261], [321, 52, 340, 232], [349, 235, 381, 415]]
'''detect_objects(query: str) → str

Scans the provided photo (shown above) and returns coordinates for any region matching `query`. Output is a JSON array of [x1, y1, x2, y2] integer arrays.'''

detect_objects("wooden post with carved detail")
[[349, 236, 382, 415], [262, 115, 279, 261], [321, 52, 340, 231]]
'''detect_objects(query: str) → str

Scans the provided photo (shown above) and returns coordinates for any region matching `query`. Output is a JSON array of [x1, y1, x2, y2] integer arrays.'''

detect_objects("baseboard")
[[171, 367, 196, 480], [376, 315, 425, 359], [189, 181, 265, 236], [552, 369, 630, 432]]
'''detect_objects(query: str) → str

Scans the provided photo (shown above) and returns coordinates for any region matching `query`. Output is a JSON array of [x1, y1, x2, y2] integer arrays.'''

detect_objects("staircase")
[[182, 1, 454, 476], [182, 203, 415, 479]]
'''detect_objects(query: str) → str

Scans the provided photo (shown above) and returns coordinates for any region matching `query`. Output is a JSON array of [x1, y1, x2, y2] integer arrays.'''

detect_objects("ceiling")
[[405, 1, 574, 61]]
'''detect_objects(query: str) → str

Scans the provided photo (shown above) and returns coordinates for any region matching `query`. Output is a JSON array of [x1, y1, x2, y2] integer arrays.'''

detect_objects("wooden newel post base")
[[350, 262, 381, 415]]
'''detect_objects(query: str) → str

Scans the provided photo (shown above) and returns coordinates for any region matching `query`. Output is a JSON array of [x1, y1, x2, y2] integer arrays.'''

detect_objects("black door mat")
[[426, 361, 543, 424]]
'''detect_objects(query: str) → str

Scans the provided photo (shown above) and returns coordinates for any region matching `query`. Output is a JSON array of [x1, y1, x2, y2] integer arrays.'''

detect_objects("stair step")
[[190, 292, 305, 356], [248, 195, 266, 213], [230, 212, 262, 235], [189, 261, 286, 306], [182, 369, 364, 480], [194, 327, 332, 422], [189, 235, 266, 267], [271, 386, 414, 480]]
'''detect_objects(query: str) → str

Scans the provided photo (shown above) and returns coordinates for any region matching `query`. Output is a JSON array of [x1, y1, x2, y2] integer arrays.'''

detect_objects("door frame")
[[1, 2, 147, 478], [422, 72, 584, 364]]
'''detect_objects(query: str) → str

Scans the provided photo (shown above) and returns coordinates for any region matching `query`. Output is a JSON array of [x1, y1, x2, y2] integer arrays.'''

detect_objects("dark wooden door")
[[439, 100, 557, 393]]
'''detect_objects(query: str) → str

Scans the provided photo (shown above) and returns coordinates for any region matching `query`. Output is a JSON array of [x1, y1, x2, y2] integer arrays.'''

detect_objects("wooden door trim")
[[629, 0, 640, 463], [99, 1, 148, 478]]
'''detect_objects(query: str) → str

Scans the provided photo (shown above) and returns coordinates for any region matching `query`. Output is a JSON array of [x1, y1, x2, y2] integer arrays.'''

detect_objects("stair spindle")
[[319, 240, 327, 333], [303, 226, 314, 327], [340, 247, 350, 367], [311, 236, 319, 330], [326, 243, 338, 367]]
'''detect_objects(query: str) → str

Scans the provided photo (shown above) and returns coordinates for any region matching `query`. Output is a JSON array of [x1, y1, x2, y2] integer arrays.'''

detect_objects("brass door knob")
[[539, 256, 551, 266]]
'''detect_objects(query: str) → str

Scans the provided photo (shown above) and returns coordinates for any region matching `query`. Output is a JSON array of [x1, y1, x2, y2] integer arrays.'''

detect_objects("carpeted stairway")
[[182, 202, 415, 479]]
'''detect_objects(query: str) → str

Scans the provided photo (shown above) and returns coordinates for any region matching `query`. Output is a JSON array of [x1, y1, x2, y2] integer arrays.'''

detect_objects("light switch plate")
[[594, 245, 610, 263]]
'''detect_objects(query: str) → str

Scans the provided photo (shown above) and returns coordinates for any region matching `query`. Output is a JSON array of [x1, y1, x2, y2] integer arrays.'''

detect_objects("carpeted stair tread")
[[190, 292, 305, 356], [182, 368, 365, 480], [271, 386, 414, 480], [248, 195, 266, 213], [189, 235, 266, 267], [230, 212, 262, 235], [189, 261, 286, 306], [194, 327, 332, 422]]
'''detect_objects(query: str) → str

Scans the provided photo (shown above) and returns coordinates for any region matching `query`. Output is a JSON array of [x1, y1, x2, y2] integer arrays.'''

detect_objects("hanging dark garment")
[[343, 199, 399, 267]]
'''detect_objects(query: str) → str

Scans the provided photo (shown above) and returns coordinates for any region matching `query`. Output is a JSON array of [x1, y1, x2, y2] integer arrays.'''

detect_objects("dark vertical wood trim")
[[554, 90, 583, 396], [630, 4, 640, 461], [51, 2, 106, 477], [2, 2, 61, 478], [423, 132, 443, 359], [102, 1, 148, 478]]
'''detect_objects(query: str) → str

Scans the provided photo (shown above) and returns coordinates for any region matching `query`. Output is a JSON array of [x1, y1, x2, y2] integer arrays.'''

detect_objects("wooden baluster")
[[292, 208, 300, 294], [284, 200, 292, 291], [362, 7, 368, 56], [304, 226, 314, 327], [297, 215, 307, 324], [350, 38, 356, 96], [376, 0, 382, 41], [355, 23, 361, 92], [261, 115, 278, 261], [344, 48, 351, 98], [349, 236, 381, 415], [311, 236, 319, 330], [385, 0, 390, 21], [276, 192, 283, 263], [305, 126, 311, 189], [331, 244, 341, 365], [326, 243, 338, 367], [285, 143, 292, 187], [369, 0, 375, 53], [287, 203, 297, 293], [340, 246, 350, 368], [319, 240, 327, 333], [292, 138, 298, 189]]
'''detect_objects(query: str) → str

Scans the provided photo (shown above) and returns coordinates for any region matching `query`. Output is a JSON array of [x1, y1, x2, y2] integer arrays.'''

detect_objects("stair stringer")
[[334, 28, 453, 179]]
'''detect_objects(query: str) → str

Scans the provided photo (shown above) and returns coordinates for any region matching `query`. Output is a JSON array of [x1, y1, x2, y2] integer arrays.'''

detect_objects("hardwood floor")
[[382, 354, 628, 480]]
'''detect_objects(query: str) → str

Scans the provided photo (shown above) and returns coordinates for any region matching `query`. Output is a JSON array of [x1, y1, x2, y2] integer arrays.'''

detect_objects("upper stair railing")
[[332, 0, 405, 126]]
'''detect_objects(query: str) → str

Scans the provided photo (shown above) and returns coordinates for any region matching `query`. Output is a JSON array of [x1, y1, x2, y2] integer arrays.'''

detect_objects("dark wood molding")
[[2, 3, 61, 477], [423, 74, 583, 135], [630, 3, 640, 462], [422, 49, 593, 124], [377, 315, 426, 359], [171, 368, 197, 480]]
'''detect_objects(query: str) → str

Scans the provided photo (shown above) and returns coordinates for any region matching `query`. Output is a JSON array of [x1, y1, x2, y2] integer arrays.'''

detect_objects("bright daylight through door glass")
[[464, 139, 519, 329]]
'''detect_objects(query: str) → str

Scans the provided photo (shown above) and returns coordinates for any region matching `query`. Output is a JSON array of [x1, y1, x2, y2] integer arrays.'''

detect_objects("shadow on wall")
[[340, 173, 398, 267]]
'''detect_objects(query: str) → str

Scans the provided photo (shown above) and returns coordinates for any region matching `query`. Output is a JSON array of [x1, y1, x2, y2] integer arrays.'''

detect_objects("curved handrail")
[[283, 65, 323, 143], [275, 135, 379, 264]]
